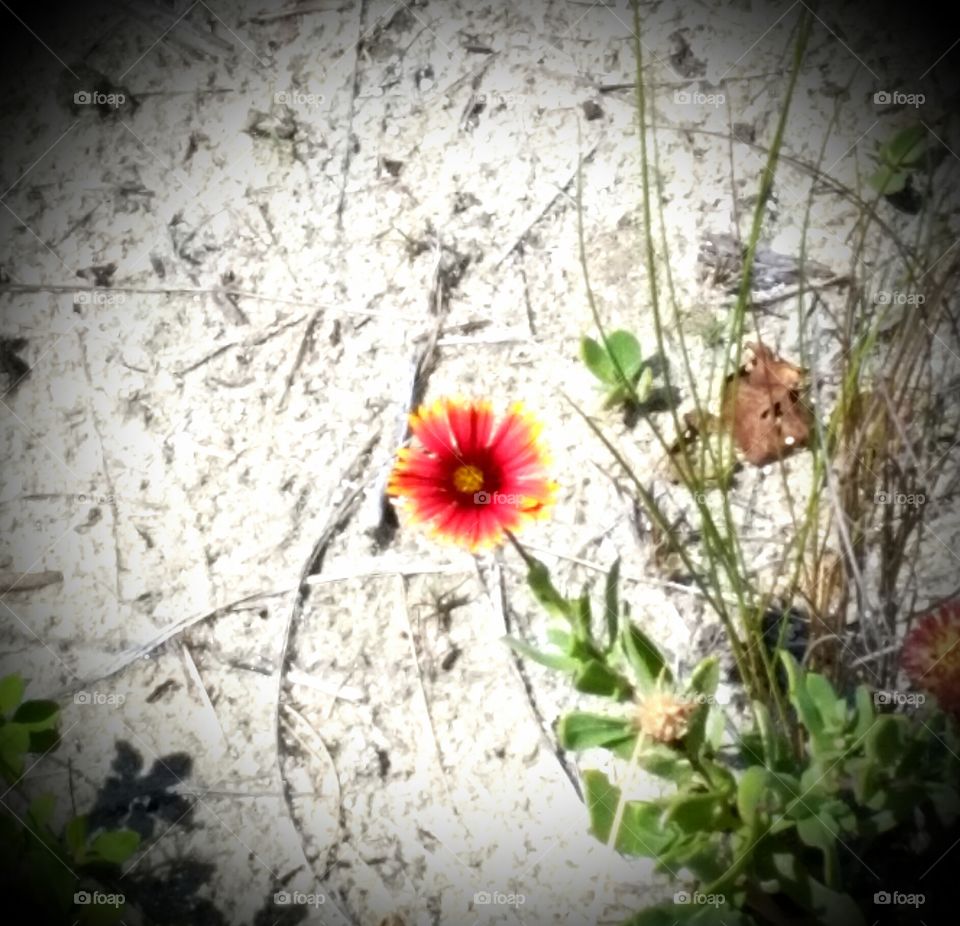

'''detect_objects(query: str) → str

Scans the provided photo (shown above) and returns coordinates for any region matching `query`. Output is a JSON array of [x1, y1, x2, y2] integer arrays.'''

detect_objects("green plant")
[[580, 329, 656, 409], [867, 125, 930, 196], [509, 557, 960, 925], [0, 674, 141, 925], [512, 0, 960, 919]]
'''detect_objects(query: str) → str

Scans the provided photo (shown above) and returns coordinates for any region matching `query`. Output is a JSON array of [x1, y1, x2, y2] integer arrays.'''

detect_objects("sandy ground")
[[1, 1, 959, 924]]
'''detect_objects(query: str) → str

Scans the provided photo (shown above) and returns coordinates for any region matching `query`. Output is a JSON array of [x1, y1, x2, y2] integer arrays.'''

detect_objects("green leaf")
[[797, 811, 840, 885], [603, 558, 621, 650], [28, 794, 56, 828], [583, 769, 677, 857], [502, 636, 579, 673], [849, 757, 879, 806], [688, 657, 720, 698], [635, 365, 654, 403], [90, 829, 140, 864], [602, 384, 633, 409], [0, 674, 25, 715], [661, 831, 731, 883], [867, 166, 908, 195], [768, 850, 865, 926], [665, 791, 736, 833], [12, 699, 59, 730], [557, 712, 636, 752], [605, 331, 644, 381], [619, 622, 668, 692], [705, 705, 726, 752], [634, 743, 695, 784], [0, 722, 30, 778], [573, 659, 631, 698], [805, 673, 845, 729], [581, 331, 644, 386], [684, 658, 719, 759], [865, 715, 904, 765], [745, 701, 785, 766], [779, 651, 824, 738], [737, 766, 770, 826], [525, 559, 572, 620], [700, 756, 737, 795], [572, 590, 592, 643], [869, 125, 929, 194], [860, 808, 899, 837], [852, 685, 875, 740], [881, 124, 928, 167], [65, 815, 88, 859], [581, 336, 616, 384], [32, 729, 61, 758], [796, 764, 832, 804]]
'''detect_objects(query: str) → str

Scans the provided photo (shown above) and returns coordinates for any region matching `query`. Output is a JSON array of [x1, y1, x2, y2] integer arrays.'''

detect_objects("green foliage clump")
[[0, 675, 140, 925], [509, 557, 960, 926]]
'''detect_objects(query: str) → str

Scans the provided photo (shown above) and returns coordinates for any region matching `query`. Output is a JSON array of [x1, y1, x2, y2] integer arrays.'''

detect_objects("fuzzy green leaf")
[[779, 651, 824, 738], [525, 559, 572, 620], [867, 166, 908, 195], [558, 712, 636, 752], [620, 622, 668, 692], [581, 336, 616, 383], [688, 657, 720, 698], [28, 794, 56, 828], [65, 815, 88, 858], [502, 636, 579, 672], [634, 743, 695, 784], [573, 659, 631, 698], [584, 769, 677, 857], [805, 673, 845, 729], [90, 829, 140, 864], [880, 124, 928, 167], [635, 365, 654, 403], [665, 791, 735, 833], [684, 658, 719, 759], [737, 766, 770, 826], [572, 590, 592, 642], [865, 715, 904, 765], [581, 331, 644, 386], [852, 685, 875, 740], [13, 699, 60, 731], [0, 722, 29, 777], [0, 674, 25, 715], [797, 811, 840, 885]]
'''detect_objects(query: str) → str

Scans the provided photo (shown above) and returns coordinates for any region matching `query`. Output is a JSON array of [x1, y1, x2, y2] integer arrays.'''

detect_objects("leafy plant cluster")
[[0, 674, 140, 925], [867, 124, 931, 198], [508, 556, 960, 926], [581, 329, 656, 410]]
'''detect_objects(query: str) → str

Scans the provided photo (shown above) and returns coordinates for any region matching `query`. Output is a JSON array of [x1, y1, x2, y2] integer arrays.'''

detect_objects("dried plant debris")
[[720, 342, 812, 467], [666, 342, 811, 471]]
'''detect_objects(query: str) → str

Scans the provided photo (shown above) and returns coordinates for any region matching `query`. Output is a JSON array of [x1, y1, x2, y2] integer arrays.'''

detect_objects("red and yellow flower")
[[388, 397, 556, 551], [901, 599, 960, 714]]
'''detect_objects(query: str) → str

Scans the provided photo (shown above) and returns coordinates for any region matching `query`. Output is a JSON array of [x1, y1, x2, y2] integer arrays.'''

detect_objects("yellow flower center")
[[452, 464, 484, 493]]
